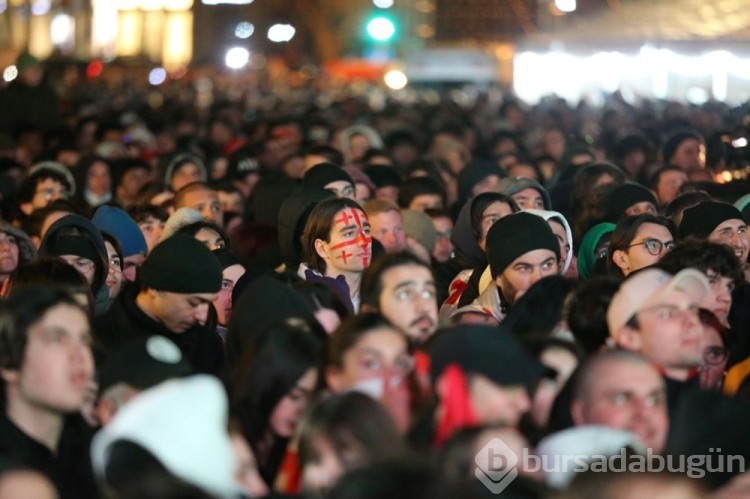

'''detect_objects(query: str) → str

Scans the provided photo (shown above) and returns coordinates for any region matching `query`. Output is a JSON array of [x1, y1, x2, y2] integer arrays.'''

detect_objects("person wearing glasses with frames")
[[607, 214, 676, 277]]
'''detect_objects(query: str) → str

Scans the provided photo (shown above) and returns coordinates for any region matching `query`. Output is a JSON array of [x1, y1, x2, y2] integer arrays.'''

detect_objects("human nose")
[[195, 303, 209, 324]]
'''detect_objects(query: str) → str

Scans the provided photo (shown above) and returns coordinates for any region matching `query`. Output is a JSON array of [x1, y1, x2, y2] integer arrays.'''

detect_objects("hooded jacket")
[[277, 187, 334, 271], [0, 221, 36, 273], [38, 214, 111, 314]]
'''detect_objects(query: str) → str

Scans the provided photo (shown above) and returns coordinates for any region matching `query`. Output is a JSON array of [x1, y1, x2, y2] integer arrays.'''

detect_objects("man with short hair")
[[363, 198, 406, 254], [361, 252, 438, 345], [455, 212, 560, 324], [570, 349, 669, 453], [302, 162, 357, 200], [93, 234, 224, 374], [662, 127, 705, 170], [606, 267, 709, 406], [0, 286, 97, 499], [650, 166, 688, 207], [173, 181, 224, 228]]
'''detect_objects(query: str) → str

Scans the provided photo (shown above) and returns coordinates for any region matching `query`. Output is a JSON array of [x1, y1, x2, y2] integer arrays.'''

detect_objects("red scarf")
[[433, 363, 479, 448]]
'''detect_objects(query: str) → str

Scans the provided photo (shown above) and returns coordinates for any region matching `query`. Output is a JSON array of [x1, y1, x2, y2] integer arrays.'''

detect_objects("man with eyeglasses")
[[17, 161, 75, 218], [606, 267, 710, 410], [608, 214, 676, 277]]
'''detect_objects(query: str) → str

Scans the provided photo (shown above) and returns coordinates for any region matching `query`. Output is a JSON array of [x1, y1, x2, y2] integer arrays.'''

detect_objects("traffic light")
[[366, 15, 396, 42]]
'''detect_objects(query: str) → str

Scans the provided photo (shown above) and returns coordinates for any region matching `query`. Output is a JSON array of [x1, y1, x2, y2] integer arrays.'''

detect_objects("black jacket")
[[93, 287, 224, 375]]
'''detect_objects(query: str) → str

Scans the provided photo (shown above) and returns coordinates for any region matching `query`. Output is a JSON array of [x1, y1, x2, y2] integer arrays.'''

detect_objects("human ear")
[[612, 249, 630, 272], [616, 325, 642, 351], [314, 239, 329, 261]]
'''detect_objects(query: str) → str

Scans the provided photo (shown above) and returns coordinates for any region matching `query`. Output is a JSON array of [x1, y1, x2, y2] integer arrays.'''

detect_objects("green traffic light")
[[367, 16, 395, 41]]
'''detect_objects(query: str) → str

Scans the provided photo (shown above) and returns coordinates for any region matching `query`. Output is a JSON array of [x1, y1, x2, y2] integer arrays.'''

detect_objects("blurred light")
[[373, 0, 394, 7], [148, 67, 167, 85], [384, 69, 407, 89], [733, 137, 748, 148], [51, 14, 74, 45], [415, 24, 435, 38], [225, 47, 250, 69], [202, 0, 253, 3], [86, 60, 103, 78], [555, 0, 576, 12], [415, 0, 435, 13], [367, 16, 395, 41], [686, 87, 709, 105], [267, 24, 295, 42], [3, 65, 18, 83], [235, 22, 254, 39], [31, 0, 51, 15], [0, 1, 7, 14]]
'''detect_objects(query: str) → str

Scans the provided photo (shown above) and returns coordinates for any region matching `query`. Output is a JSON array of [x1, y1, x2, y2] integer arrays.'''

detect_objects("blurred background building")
[[2, 0, 750, 103]]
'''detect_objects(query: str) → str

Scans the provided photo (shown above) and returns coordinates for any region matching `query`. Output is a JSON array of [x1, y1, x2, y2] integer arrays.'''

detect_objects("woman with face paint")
[[323, 313, 413, 434]]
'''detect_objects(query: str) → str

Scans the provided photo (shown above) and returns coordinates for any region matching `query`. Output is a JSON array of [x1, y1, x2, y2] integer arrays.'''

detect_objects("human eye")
[[644, 240, 660, 253], [360, 355, 381, 371], [613, 392, 631, 406], [664, 241, 676, 250], [645, 392, 664, 407], [6, 236, 15, 244], [739, 226, 748, 234], [216, 240, 227, 249], [221, 279, 233, 290], [362, 225, 371, 236], [542, 260, 554, 270], [211, 203, 221, 213], [656, 306, 675, 320], [396, 288, 414, 301], [422, 287, 436, 299], [394, 355, 414, 374]]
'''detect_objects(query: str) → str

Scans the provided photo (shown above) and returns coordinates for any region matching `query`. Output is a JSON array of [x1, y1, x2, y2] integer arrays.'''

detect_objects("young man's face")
[[613, 222, 674, 276], [469, 374, 530, 427], [655, 170, 688, 206], [4, 303, 94, 413], [377, 264, 438, 344], [408, 194, 443, 212], [618, 289, 705, 375], [369, 210, 405, 254], [0, 232, 20, 276], [572, 359, 668, 453], [170, 163, 203, 192], [431, 216, 454, 263], [709, 218, 749, 265], [152, 291, 218, 333], [478, 201, 514, 251], [318, 207, 372, 274], [511, 188, 544, 210], [29, 178, 69, 212], [180, 189, 224, 228], [496, 249, 558, 305]]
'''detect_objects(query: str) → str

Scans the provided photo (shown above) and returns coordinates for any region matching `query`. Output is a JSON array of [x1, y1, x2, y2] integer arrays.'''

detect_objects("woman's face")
[[87, 161, 111, 196], [303, 434, 365, 493], [269, 368, 317, 439], [213, 264, 246, 326], [138, 216, 164, 253], [326, 327, 411, 397], [104, 241, 123, 299]]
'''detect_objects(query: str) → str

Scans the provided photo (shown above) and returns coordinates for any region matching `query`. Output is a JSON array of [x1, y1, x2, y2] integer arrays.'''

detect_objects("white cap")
[[91, 375, 241, 498], [606, 268, 710, 339]]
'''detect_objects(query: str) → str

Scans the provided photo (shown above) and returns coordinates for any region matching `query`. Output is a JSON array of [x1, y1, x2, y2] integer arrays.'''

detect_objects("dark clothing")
[[728, 282, 750, 366], [0, 412, 97, 499], [0, 79, 60, 135], [93, 287, 224, 375]]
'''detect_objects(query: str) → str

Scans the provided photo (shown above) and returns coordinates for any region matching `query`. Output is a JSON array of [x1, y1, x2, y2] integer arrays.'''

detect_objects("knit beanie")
[[401, 209, 437, 253], [302, 163, 354, 191], [577, 222, 616, 281], [363, 165, 402, 188], [678, 201, 744, 240], [662, 127, 704, 166], [92, 205, 147, 257], [163, 153, 207, 186], [605, 182, 657, 221], [485, 212, 560, 278], [496, 177, 552, 210], [139, 234, 221, 293], [457, 161, 503, 206], [159, 207, 202, 243], [734, 193, 750, 223]]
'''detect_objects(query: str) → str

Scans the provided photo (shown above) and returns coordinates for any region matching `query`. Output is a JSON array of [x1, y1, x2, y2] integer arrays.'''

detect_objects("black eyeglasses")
[[627, 238, 676, 256]]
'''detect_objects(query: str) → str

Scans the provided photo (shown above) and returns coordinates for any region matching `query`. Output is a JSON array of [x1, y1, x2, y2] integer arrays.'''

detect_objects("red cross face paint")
[[326, 207, 372, 273]]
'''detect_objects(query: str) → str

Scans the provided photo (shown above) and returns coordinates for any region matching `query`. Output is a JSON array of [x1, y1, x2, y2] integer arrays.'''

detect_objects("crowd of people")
[[3, 51, 750, 498]]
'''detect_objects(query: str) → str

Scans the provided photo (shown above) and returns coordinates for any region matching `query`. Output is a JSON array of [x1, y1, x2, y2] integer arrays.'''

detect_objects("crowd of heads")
[[4, 55, 750, 498]]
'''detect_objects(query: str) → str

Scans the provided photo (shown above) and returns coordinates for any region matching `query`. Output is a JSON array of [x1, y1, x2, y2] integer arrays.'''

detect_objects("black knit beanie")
[[486, 212, 560, 278], [139, 234, 221, 293], [606, 182, 658, 221], [302, 163, 354, 191], [662, 127, 704, 166], [678, 201, 744, 240]]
